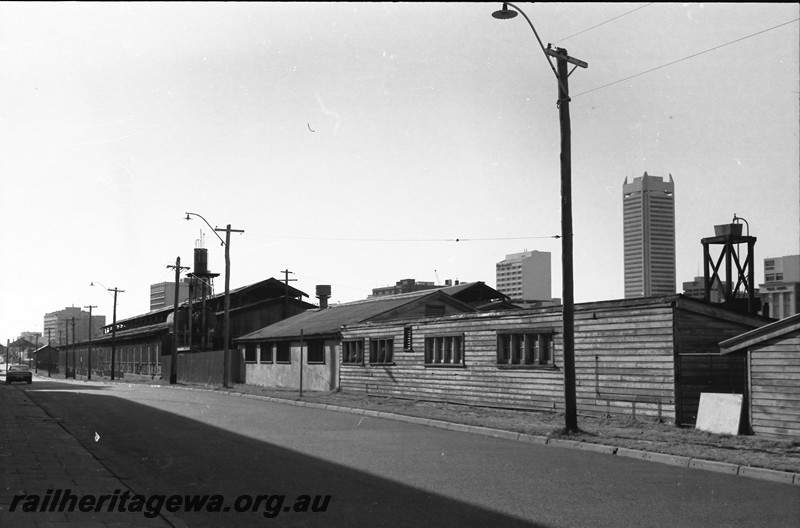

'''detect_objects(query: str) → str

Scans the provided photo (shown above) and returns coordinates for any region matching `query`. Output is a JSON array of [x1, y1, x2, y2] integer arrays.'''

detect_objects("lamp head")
[[185, 213, 192, 221], [492, 3, 518, 19]]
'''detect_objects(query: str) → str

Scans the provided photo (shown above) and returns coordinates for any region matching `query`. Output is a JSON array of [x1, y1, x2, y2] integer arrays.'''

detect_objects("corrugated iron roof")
[[237, 289, 471, 341]]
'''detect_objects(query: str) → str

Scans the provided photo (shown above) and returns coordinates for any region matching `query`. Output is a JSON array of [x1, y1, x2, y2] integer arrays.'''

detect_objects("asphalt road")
[[20, 380, 800, 527]]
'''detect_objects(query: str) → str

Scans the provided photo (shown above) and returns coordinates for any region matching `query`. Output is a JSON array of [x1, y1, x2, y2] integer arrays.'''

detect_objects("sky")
[[1, 2, 798, 342]]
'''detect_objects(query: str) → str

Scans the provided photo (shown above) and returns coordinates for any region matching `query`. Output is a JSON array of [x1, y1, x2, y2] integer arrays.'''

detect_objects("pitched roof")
[[237, 289, 475, 341], [719, 312, 800, 353]]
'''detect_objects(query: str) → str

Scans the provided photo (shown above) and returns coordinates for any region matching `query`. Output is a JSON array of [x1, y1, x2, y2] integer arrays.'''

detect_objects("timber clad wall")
[[749, 334, 800, 438], [342, 300, 685, 422], [343, 310, 565, 413], [673, 305, 758, 426], [340, 297, 766, 424], [574, 304, 676, 422]]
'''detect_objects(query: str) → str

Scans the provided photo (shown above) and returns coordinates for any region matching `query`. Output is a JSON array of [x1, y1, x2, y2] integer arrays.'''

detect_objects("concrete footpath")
[[0, 383, 185, 528]]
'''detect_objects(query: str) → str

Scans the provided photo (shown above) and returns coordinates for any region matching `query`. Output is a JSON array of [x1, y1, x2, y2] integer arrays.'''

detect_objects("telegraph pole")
[[84, 305, 97, 380], [547, 44, 587, 433], [108, 287, 124, 380], [65, 318, 70, 378], [71, 317, 77, 378], [167, 256, 190, 384], [281, 269, 297, 318], [46, 330, 52, 376], [299, 329, 304, 398], [214, 224, 244, 388]]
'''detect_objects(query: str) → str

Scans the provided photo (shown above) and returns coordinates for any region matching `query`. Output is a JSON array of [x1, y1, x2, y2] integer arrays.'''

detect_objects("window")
[[306, 339, 325, 364], [275, 341, 291, 364], [497, 331, 553, 367], [343, 340, 364, 365], [243, 343, 257, 363], [403, 326, 413, 351], [765, 259, 774, 269], [259, 343, 272, 363], [425, 304, 446, 317], [369, 338, 394, 365], [424, 335, 464, 366]]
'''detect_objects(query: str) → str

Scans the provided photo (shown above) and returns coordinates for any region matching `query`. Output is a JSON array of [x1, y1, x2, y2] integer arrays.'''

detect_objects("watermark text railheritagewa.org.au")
[[9, 489, 331, 519]]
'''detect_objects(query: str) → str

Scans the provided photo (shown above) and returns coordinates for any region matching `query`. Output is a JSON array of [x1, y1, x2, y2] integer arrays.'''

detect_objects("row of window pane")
[[343, 331, 554, 367], [424, 335, 464, 365], [497, 333, 552, 366], [243, 333, 554, 367], [242, 341, 327, 364]]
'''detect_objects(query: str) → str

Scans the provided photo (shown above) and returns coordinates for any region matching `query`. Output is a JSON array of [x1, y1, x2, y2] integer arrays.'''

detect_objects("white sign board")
[[695, 393, 743, 435]]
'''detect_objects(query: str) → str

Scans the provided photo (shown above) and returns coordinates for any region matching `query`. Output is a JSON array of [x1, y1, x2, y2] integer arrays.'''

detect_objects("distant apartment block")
[[623, 172, 676, 298], [43, 307, 106, 346], [370, 278, 439, 298], [150, 280, 191, 311], [495, 250, 551, 303], [759, 255, 799, 319]]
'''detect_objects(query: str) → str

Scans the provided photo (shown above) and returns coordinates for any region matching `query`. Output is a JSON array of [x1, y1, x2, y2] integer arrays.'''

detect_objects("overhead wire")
[[572, 17, 800, 99], [247, 234, 561, 243], [553, 3, 654, 44]]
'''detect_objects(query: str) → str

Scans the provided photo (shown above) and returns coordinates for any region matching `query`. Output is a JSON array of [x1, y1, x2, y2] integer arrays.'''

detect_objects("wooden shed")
[[719, 313, 800, 439], [340, 295, 768, 425], [235, 289, 479, 391]]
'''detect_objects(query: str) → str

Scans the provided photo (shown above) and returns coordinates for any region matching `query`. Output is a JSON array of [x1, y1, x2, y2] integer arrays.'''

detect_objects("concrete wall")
[[241, 340, 340, 392]]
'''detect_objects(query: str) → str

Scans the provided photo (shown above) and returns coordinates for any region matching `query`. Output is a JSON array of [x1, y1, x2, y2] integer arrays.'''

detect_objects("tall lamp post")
[[184, 212, 244, 388], [491, 2, 587, 432]]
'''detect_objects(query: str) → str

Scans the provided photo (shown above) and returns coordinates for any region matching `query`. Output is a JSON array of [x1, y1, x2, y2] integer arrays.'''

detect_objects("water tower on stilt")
[[701, 215, 760, 315], [187, 242, 219, 350]]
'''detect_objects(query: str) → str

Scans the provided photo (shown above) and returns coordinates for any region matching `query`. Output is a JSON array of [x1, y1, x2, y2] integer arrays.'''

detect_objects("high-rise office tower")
[[623, 172, 676, 298]]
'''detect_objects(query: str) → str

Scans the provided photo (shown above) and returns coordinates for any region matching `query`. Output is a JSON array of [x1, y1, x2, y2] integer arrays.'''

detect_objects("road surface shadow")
[[19, 381, 549, 528]]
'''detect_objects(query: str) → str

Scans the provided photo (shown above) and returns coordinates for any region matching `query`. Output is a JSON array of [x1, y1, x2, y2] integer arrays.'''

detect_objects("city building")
[[370, 278, 440, 298], [682, 275, 724, 303], [495, 250, 551, 304], [623, 172, 676, 298], [43, 307, 106, 346], [150, 279, 192, 311], [759, 255, 800, 319]]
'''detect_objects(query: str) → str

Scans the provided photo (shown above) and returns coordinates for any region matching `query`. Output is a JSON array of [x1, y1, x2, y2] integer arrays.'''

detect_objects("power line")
[[573, 17, 800, 99], [249, 234, 561, 243], [553, 3, 654, 44]]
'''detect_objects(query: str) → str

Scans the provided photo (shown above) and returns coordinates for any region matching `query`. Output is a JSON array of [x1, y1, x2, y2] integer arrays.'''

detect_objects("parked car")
[[6, 365, 32, 384]]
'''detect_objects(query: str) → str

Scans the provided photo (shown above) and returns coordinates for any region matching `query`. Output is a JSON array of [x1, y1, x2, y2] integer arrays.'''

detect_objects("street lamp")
[[91, 281, 124, 381], [491, 2, 587, 432], [184, 212, 244, 388]]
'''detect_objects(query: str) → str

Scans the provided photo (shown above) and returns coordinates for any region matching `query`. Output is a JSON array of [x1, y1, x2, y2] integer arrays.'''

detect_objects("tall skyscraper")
[[496, 250, 551, 303], [623, 172, 676, 298]]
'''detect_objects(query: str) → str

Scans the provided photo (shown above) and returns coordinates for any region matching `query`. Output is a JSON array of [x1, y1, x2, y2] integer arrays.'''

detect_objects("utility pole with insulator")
[[84, 305, 97, 380], [281, 269, 297, 319], [167, 256, 190, 384]]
